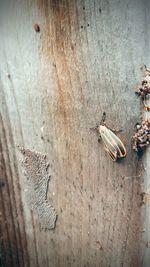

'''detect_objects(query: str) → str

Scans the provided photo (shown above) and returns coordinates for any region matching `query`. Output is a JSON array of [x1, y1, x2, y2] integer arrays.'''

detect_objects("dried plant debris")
[[18, 146, 57, 230], [132, 120, 150, 152], [135, 66, 150, 108], [140, 192, 148, 205], [144, 106, 150, 111]]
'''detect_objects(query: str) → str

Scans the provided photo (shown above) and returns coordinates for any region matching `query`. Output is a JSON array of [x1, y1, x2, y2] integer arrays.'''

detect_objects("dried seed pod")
[[132, 120, 150, 152]]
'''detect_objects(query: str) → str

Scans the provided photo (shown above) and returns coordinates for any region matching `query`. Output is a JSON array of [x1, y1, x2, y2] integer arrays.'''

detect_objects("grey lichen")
[[18, 146, 57, 230]]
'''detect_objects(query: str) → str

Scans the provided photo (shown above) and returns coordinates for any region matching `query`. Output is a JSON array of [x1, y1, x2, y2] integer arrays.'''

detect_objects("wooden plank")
[[0, 0, 150, 266]]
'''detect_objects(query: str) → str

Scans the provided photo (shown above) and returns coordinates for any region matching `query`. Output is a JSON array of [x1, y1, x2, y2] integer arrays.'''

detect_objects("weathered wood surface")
[[0, 0, 150, 266]]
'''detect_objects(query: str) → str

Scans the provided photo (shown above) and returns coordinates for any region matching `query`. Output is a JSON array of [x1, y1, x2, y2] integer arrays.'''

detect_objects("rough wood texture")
[[0, 0, 150, 266]]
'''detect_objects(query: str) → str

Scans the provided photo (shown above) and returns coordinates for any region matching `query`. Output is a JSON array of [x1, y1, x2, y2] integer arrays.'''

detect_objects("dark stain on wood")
[[34, 23, 40, 32], [0, 180, 5, 187]]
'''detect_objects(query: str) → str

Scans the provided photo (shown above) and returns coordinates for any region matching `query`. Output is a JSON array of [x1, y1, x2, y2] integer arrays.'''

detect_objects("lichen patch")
[[18, 146, 57, 230]]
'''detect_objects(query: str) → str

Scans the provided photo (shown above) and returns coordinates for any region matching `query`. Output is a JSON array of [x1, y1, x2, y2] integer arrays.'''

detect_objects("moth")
[[91, 112, 126, 161]]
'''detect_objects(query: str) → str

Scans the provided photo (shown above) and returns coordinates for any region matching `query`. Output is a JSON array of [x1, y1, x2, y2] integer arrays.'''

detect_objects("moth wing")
[[108, 129, 126, 157], [101, 128, 126, 159], [104, 146, 117, 161]]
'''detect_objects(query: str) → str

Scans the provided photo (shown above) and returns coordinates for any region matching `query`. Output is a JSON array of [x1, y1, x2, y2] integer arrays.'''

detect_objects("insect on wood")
[[91, 112, 126, 161]]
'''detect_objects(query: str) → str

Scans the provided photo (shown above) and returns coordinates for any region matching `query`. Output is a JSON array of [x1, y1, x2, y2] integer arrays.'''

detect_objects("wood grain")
[[0, 0, 150, 266]]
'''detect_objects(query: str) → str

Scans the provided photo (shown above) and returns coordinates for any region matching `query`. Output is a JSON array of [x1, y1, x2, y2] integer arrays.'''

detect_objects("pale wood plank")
[[0, 0, 150, 266]]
